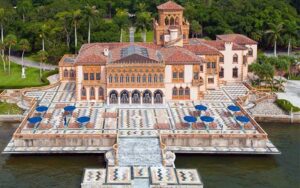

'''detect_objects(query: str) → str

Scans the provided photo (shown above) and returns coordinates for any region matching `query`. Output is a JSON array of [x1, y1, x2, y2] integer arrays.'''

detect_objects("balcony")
[[192, 79, 204, 86], [206, 68, 217, 75]]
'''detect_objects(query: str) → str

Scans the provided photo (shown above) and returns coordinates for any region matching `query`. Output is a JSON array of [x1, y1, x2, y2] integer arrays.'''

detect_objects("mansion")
[[58, 1, 257, 105]]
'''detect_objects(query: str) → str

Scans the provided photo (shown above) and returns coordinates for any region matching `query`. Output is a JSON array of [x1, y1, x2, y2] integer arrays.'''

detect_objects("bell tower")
[[153, 1, 190, 47]]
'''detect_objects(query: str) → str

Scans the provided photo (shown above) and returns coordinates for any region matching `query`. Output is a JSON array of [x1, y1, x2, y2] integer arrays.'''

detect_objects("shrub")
[[275, 99, 300, 112], [40, 69, 59, 85]]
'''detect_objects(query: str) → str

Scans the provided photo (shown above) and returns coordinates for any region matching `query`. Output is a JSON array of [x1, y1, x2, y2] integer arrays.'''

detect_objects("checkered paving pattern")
[[22, 82, 259, 136], [222, 83, 249, 100]]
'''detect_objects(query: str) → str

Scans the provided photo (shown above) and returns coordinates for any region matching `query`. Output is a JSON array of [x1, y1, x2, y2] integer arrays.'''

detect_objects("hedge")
[[275, 99, 300, 112]]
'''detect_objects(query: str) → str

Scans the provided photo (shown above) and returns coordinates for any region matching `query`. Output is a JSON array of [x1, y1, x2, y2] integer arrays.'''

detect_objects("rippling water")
[[0, 122, 299, 188]]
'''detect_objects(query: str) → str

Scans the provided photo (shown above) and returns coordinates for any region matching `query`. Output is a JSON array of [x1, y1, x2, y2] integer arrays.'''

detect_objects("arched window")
[[170, 17, 175, 25], [120, 74, 124, 83], [109, 75, 113, 83], [143, 90, 152, 104], [90, 87, 95, 99], [148, 74, 152, 83], [154, 74, 158, 82], [81, 87, 86, 99], [142, 74, 147, 83], [64, 69, 68, 78], [248, 48, 253, 56], [70, 69, 75, 78], [131, 74, 135, 83], [137, 75, 141, 83], [132, 90, 141, 104], [109, 90, 118, 104], [175, 17, 179, 25], [185, 87, 190, 96], [165, 17, 169, 25], [114, 75, 118, 83], [159, 74, 164, 82], [179, 87, 184, 96], [154, 90, 163, 104], [172, 87, 178, 96], [126, 75, 130, 83], [99, 87, 104, 100], [233, 54, 238, 63], [120, 90, 129, 104]]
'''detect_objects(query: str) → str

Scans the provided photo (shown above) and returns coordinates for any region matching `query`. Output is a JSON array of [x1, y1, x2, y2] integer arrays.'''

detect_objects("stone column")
[[107, 96, 110, 105], [87, 87, 90, 101], [152, 95, 154, 105]]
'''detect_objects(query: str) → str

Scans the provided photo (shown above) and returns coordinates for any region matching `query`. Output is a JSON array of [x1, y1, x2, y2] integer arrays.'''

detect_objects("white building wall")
[[220, 42, 244, 83], [76, 66, 83, 100]]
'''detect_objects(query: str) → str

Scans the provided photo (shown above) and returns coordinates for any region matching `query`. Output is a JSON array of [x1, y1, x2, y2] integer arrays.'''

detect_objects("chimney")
[[169, 28, 178, 41], [103, 48, 109, 56], [224, 41, 233, 51]]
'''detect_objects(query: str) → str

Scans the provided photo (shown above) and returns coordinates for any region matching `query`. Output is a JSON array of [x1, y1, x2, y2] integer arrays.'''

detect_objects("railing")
[[159, 131, 167, 166], [206, 68, 217, 74]]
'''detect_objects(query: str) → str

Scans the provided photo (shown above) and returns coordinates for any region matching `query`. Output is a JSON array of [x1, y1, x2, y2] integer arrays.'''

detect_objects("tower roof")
[[157, 1, 184, 10]]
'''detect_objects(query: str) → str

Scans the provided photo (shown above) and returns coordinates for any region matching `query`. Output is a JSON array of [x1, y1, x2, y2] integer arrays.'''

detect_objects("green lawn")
[[0, 60, 51, 89], [123, 30, 154, 42], [0, 101, 24, 114]]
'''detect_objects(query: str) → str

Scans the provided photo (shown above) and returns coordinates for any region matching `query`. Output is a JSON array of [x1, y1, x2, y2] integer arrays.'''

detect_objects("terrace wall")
[[161, 134, 267, 148]]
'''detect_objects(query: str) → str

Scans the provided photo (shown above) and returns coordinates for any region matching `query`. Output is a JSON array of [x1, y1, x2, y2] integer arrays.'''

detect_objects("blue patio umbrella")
[[227, 105, 240, 112], [195, 105, 207, 111], [77, 116, 90, 124], [236, 116, 250, 123], [200, 116, 214, 123], [36, 106, 48, 113], [28, 116, 42, 124], [64, 105, 76, 112], [184, 116, 197, 123], [184, 116, 197, 129]]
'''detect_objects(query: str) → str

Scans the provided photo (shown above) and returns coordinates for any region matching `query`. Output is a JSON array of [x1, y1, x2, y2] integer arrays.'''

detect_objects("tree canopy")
[[0, 0, 298, 63]]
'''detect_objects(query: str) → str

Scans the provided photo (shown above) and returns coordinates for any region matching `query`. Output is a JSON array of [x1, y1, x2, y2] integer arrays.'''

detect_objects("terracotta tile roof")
[[160, 46, 204, 64], [109, 44, 162, 63], [216, 34, 257, 45], [157, 1, 184, 10], [184, 43, 222, 56], [190, 38, 247, 51], [59, 54, 76, 66], [76, 42, 161, 65], [76, 44, 107, 65]]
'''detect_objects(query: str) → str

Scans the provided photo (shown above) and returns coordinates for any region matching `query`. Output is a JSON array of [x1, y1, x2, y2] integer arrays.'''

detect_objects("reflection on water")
[[0, 122, 299, 188]]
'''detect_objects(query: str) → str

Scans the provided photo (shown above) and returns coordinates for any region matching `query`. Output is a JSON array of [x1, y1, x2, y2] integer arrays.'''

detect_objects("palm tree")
[[135, 11, 151, 42], [0, 42, 6, 71], [37, 50, 48, 78], [17, 0, 32, 23], [0, 8, 6, 68], [284, 21, 299, 56], [114, 9, 129, 42], [4, 34, 17, 75], [18, 39, 30, 67], [39, 24, 49, 51], [71, 9, 81, 52], [265, 23, 283, 57], [55, 11, 72, 49], [83, 5, 99, 44]]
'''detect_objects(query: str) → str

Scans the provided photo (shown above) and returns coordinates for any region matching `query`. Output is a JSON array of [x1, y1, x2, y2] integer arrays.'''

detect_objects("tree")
[[265, 23, 284, 57], [18, 39, 30, 68], [37, 50, 48, 77], [135, 11, 151, 42], [55, 11, 72, 49], [113, 8, 129, 42], [4, 34, 17, 75], [249, 62, 274, 86], [0, 42, 5, 71], [71, 9, 81, 52], [284, 21, 299, 56], [39, 23, 49, 51], [83, 5, 99, 44], [190, 20, 202, 38], [17, 0, 33, 23]]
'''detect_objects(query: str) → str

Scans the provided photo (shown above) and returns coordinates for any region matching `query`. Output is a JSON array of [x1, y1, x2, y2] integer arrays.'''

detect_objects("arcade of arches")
[[109, 90, 164, 104]]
